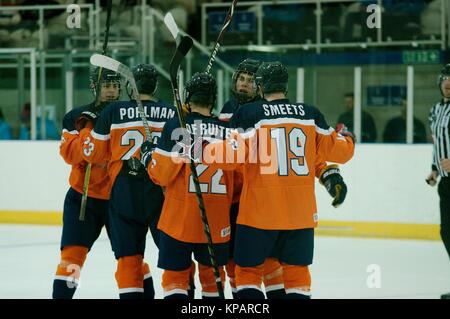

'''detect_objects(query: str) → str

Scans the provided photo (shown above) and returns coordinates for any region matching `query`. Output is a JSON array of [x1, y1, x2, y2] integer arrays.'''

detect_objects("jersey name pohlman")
[[119, 105, 175, 121]]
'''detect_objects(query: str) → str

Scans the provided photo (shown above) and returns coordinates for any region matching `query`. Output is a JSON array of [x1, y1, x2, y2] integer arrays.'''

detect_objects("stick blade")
[[169, 36, 193, 81], [178, 35, 193, 56], [90, 54, 120, 72], [164, 12, 179, 40]]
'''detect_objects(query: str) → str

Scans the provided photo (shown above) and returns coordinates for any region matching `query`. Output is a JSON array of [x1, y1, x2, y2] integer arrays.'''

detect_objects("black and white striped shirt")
[[429, 99, 450, 177]]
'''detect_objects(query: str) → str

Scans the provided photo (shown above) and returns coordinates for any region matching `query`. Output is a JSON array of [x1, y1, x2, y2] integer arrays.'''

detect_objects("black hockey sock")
[[266, 288, 286, 299], [285, 292, 311, 299], [237, 288, 265, 299], [202, 295, 221, 300], [164, 293, 189, 299], [188, 287, 195, 300], [52, 279, 77, 299], [143, 276, 155, 299], [119, 291, 144, 299], [187, 284, 195, 299]]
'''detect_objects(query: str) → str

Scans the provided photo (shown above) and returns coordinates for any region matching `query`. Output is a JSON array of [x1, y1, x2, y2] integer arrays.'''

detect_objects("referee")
[[427, 63, 450, 299]]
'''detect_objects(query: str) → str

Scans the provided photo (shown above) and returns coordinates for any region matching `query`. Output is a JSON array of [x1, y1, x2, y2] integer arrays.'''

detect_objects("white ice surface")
[[0, 225, 448, 299]]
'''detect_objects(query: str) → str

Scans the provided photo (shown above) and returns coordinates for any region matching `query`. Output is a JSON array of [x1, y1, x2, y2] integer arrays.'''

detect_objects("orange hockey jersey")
[[148, 113, 235, 244], [219, 97, 328, 179], [80, 99, 176, 185], [205, 98, 355, 230], [60, 103, 111, 199]]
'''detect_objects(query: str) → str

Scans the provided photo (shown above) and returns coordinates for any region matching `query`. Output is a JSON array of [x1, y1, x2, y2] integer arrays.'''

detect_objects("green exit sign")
[[402, 50, 440, 64]]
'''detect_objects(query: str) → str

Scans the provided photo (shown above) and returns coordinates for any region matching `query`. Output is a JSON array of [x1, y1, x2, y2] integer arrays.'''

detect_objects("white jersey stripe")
[[111, 120, 165, 130], [54, 275, 79, 284], [236, 285, 263, 292], [219, 113, 233, 120], [264, 284, 285, 292], [154, 147, 180, 158], [164, 288, 188, 297], [91, 130, 110, 141], [118, 287, 144, 294]]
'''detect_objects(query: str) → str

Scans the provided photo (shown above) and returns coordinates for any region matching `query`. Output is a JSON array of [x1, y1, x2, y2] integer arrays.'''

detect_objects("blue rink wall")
[[0, 141, 441, 240]]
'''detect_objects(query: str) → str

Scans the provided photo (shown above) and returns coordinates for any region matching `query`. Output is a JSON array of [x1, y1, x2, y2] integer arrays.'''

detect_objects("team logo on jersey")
[[221, 226, 231, 238]]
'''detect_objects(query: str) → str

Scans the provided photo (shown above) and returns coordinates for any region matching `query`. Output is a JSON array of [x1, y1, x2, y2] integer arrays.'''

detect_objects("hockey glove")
[[426, 170, 438, 186], [319, 164, 347, 208], [75, 104, 103, 131], [335, 123, 356, 144], [140, 140, 155, 169]]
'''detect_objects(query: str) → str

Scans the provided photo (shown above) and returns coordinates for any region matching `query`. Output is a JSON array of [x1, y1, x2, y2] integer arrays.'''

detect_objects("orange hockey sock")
[[115, 255, 144, 299], [282, 264, 311, 299], [263, 258, 285, 299], [198, 263, 225, 299], [52, 245, 88, 299], [162, 268, 191, 299], [235, 264, 265, 299], [142, 261, 154, 299]]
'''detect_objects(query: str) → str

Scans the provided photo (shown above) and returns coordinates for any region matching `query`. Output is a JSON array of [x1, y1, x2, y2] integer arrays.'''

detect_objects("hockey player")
[[80, 64, 175, 299], [427, 64, 450, 299], [219, 58, 263, 121], [204, 61, 355, 299], [220, 58, 348, 299], [54, 68, 120, 299], [141, 72, 235, 299]]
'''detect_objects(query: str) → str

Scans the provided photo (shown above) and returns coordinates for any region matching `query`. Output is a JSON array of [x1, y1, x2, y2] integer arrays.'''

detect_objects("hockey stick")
[[168, 35, 225, 299], [205, 0, 238, 74], [163, 12, 180, 45], [164, 0, 237, 75], [90, 54, 152, 142], [79, 0, 113, 221]]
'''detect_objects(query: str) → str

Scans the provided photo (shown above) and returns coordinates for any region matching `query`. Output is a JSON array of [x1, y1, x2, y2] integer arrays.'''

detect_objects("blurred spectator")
[[337, 92, 377, 142], [20, 0, 74, 49], [0, 108, 12, 140], [0, 8, 22, 47], [383, 99, 427, 143], [382, 0, 423, 40], [19, 103, 59, 140], [420, 0, 441, 38], [339, 2, 363, 41]]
